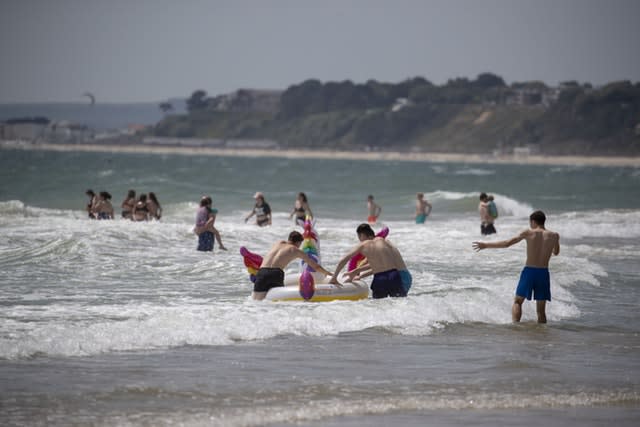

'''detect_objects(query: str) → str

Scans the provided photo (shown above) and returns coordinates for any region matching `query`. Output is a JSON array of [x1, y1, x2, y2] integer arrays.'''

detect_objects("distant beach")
[[2, 139, 640, 167]]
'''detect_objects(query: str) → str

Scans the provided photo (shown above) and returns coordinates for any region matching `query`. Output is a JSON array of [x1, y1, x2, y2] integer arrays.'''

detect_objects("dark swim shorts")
[[371, 269, 407, 299], [516, 266, 551, 301], [481, 223, 497, 235], [253, 267, 285, 293], [197, 231, 214, 251]]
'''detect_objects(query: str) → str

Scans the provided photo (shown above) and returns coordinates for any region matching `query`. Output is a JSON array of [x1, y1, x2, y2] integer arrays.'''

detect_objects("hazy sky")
[[1, 0, 639, 103]]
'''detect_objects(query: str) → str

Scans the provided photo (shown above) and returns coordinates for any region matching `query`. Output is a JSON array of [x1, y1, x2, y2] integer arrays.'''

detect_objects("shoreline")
[[2, 140, 640, 167]]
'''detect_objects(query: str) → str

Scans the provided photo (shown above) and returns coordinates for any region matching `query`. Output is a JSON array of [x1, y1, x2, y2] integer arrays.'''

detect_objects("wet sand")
[[2, 140, 640, 167]]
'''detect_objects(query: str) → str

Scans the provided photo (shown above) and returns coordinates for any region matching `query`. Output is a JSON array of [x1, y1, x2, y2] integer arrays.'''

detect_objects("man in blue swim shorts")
[[516, 266, 551, 301], [473, 210, 560, 324], [331, 224, 410, 298]]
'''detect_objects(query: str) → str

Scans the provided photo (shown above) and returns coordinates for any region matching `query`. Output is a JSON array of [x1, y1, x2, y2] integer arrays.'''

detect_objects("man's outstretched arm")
[[473, 231, 526, 251]]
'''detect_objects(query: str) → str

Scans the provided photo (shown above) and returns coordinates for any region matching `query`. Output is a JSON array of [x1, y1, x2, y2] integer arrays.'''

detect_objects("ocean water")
[[0, 101, 186, 130], [0, 148, 639, 426]]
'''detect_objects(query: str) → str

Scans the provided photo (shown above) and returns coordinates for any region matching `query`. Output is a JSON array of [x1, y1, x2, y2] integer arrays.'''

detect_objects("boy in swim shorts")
[[516, 266, 551, 302], [252, 231, 334, 300], [253, 267, 285, 294], [473, 210, 560, 323], [415, 193, 432, 224], [331, 224, 410, 299], [371, 269, 406, 298]]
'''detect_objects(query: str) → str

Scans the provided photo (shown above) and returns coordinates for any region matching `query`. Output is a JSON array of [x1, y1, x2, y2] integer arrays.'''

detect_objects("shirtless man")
[[330, 224, 408, 298], [478, 192, 496, 235], [252, 231, 333, 300], [367, 195, 382, 224], [415, 192, 432, 224], [472, 210, 560, 323]]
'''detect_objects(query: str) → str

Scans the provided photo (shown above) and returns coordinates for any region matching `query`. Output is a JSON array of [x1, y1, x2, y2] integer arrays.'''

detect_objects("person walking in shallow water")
[[252, 231, 333, 300], [121, 189, 136, 219], [473, 210, 560, 324], [92, 191, 114, 219], [331, 224, 409, 298], [478, 192, 496, 235], [194, 196, 227, 251], [367, 195, 382, 224], [289, 192, 313, 226], [147, 192, 162, 220], [245, 192, 272, 227], [415, 192, 432, 224]]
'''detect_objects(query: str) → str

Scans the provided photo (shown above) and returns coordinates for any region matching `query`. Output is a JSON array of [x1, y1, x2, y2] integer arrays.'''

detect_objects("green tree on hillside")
[[187, 90, 209, 113]]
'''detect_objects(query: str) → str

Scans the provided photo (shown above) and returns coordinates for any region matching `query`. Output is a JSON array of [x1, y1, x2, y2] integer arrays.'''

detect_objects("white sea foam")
[[0, 202, 627, 359], [101, 389, 640, 427]]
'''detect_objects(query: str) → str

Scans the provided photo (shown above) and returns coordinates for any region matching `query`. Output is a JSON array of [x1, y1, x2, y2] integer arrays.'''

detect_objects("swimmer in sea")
[[121, 189, 136, 219], [252, 231, 333, 300], [194, 196, 227, 251], [289, 192, 313, 226], [473, 210, 560, 324], [92, 191, 114, 220], [331, 223, 408, 298], [367, 195, 382, 224], [245, 192, 272, 227], [415, 192, 432, 224]]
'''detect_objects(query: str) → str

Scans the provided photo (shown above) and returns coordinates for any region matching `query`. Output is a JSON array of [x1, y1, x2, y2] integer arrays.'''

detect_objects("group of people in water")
[[84, 187, 557, 323], [85, 189, 162, 221], [253, 208, 559, 324], [240, 191, 436, 228], [239, 190, 558, 324]]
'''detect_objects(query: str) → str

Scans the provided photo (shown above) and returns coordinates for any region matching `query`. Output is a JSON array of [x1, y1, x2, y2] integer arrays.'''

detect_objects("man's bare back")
[[523, 228, 560, 268], [472, 210, 560, 323], [358, 238, 400, 274], [261, 241, 333, 276], [261, 241, 307, 270]]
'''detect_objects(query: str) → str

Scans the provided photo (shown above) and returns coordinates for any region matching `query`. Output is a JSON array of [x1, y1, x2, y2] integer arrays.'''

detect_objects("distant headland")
[[2, 73, 639, 158]]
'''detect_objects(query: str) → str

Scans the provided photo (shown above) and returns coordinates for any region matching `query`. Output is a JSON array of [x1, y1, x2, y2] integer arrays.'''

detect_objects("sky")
[[1, 0, 639, 103]]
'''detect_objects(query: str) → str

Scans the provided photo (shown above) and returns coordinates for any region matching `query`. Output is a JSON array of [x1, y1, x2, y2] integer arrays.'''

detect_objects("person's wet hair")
[[479, 192, 488, 201], [356, 223, 375, 238], [288, 231, 303, 244], [99, 191, 111, 200], [530, 210, 546, 226]]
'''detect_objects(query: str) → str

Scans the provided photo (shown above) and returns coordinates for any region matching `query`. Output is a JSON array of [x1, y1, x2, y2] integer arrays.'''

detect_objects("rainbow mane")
[[238, 217, 322, 301], [299, 216, 320, 300]]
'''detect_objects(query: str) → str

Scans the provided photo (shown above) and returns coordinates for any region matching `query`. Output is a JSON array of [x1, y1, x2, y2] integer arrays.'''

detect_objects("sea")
[[0, 147, 639, 427]]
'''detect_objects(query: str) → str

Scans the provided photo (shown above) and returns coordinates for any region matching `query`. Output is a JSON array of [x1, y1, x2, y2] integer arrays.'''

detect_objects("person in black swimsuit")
[[245, 192, 272, 227], [289, 192, 313, 226]]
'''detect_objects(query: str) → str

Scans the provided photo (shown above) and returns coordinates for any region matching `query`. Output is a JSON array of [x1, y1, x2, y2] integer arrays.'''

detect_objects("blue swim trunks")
[[415, 214, 427, 224], [516, 266, 551, 301], [197, 231, 214, 252], [371, 269, 407, 298], [399, 269, 412, 293]]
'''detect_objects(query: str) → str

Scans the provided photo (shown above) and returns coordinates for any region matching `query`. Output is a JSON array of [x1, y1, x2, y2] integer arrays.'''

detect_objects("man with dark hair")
[[252, 231, 333, 300], [473, 210, 560, 323], [479, 192, 496, 235], [331, 224, 408, 298]]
